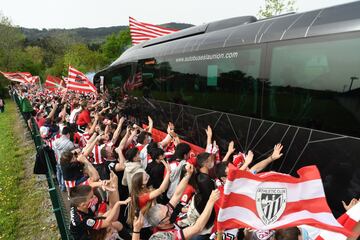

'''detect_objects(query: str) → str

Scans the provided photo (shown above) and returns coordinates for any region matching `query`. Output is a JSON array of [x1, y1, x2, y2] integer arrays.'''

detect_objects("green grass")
[[0, 100, 59, 240]]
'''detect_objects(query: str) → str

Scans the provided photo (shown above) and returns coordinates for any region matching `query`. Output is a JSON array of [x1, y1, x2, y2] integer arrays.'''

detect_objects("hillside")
[[20, 22, 194, 44]]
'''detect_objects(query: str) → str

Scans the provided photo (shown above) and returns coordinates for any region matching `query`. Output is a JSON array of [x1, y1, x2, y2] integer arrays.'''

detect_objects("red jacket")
[[76, 109, 91, 126]]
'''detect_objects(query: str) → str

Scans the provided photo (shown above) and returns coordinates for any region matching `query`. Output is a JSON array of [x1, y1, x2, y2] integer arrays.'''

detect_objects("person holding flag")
[[217, 164, 357, 239]]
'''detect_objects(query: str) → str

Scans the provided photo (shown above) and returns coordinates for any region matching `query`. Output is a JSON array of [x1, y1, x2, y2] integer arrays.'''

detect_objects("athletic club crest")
[[75, 74, 85, 83], [256, 188, 287, 225]]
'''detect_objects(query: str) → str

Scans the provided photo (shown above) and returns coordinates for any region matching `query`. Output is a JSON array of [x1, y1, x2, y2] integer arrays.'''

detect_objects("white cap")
[[40, 126, 49, 138]]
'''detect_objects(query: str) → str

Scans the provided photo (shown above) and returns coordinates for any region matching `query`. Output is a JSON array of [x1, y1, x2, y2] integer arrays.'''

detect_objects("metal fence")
[[13, 93, 72, 240]]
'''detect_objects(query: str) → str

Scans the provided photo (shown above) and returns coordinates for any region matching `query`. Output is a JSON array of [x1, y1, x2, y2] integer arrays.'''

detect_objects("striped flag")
[[44, 75, 66, 91], [129, 17, 179, 45], [28, 75, 40, 84], [314, 202, 360, 240], [0, 71, 32, 84], [67, 66, 96, 93], [217, 165, 352, 236]]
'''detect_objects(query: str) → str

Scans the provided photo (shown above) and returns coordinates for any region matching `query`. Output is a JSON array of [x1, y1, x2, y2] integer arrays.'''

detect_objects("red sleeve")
[[138, 193, 151, 209], [97, 202, 107, 215], [180, 185, 195, 204], [337, 212, 357, 230]]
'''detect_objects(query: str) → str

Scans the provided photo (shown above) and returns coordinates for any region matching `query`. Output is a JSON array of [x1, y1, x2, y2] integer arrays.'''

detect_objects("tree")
[[101, 28, 131, 62], [258, 0, 297, 18], [20, 46, 45, 75], [33, 33, 78, 67], [0, 13, 26, 71], [44, 55, 66, 77], [63, 43, 107, 73]]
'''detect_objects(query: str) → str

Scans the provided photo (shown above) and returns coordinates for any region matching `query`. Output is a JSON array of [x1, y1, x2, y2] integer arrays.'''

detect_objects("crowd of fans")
[[8, 83, 359, 240]]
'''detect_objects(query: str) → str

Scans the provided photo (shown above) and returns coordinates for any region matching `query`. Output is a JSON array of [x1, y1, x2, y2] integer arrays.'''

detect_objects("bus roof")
[[107, 1, 360, 69]]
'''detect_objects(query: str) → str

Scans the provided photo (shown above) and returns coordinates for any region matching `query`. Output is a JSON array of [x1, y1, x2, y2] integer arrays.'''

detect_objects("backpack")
[[33, 146, 57, 175]]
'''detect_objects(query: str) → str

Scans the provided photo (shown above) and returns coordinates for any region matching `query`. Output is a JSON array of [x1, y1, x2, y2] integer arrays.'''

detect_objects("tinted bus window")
[[143, 47, 262, 116], [266, 36, 360, 137], [104, 65, 132, 99]]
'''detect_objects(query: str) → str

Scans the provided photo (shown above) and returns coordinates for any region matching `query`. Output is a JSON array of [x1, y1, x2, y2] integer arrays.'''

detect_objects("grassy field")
[[0, 100, 59, 240]]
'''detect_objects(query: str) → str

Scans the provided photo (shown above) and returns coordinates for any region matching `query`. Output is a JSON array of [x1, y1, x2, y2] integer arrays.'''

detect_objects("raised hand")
[[133, 212, 144, 232], [76, 153, 87, 163], [205, 125, 212, 138], [211, 140, 219, 154], [167, 122, 175, 134], [126, 126, 132, 135], [209, 189, 220, 203], [271, 143, 283, 160], [244, 150, 254, 165], [342, 198, 359, 211], [101, 180, 116, 192], [148, 116, 153, 124], [161, 160, 171, 174], [227, 141, 236, 154]]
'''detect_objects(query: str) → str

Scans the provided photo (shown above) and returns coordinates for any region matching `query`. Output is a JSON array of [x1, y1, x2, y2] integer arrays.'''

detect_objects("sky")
[[0, 0, 356, 29]]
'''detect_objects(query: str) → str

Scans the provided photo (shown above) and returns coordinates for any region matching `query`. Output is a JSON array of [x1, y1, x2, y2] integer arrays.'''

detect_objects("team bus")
[[94, 1, 360, 215]]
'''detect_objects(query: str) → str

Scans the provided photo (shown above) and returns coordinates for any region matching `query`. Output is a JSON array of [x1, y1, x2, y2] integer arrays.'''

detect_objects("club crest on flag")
[[75, 74, 84, 83], [256, 188, 287, 225]]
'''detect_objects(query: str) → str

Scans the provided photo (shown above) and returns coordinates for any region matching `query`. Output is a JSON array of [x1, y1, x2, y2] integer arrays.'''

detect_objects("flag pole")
[[39, 76, 43, 91]]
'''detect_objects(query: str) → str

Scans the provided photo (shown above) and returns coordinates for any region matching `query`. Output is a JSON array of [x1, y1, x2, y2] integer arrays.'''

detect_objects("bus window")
[[105, 65, 131, 89], [266, 36, 360, 137], [102, 65, 132, 99], [158, 47, 261, 116]]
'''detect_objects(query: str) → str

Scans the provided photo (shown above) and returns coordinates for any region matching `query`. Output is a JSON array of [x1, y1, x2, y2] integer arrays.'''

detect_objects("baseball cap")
[[40, 126, 49, 138]]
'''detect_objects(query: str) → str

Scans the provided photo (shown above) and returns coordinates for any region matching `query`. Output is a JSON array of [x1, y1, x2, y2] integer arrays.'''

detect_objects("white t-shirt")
[[69, 107, 82, 124]]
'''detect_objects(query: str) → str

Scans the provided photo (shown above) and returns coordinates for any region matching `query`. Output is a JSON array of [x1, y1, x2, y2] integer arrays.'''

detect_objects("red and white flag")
[[62, 76, 69, 84], [28, 75, 40, 84], [0, 71, 31, 84], [314, 202, 360, 240], [217, 165, 352, 236], [45, 75, 66, 91], [129, 17, 179, 45], [67, 66, 96, 93]]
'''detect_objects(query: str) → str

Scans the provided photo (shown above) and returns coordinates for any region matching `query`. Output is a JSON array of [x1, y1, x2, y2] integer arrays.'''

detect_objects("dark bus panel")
[[95, 2, 360, 216]]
